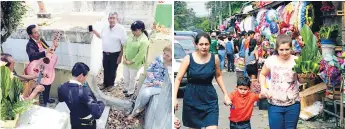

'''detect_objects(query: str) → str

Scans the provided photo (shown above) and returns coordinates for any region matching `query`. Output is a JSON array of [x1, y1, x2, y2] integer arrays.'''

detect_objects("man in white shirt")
[[91, 12, 127, 92]]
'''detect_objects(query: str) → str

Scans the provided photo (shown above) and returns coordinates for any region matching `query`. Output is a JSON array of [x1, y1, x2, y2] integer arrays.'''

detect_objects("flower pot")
[[297, 73, 318, 84], [320, 39, 335, 44], [0, 114, 19, 128]]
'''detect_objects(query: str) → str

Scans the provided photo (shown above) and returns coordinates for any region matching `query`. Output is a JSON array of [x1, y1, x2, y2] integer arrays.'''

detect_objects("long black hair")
[[131, 20, 148, 38]]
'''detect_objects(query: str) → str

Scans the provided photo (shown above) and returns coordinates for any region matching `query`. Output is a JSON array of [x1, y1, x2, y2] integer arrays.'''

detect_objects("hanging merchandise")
[[257, 1, 273, 8], [240, 20, 244, 32], [262, 27, 272, 40], [298, 1, 308, 31], [283, 2, 295, 25], [269, 35, 277, 49], [266, 9, 278, 23], [235, 20, 240, 33], [257, 9, 268, 25], [276, 5, 285, 23], [262, 40, 270, 49], [255, 26, 261, 33], [305, 4, 315, 27], [270, 22, 279, 34], [290, 1, 301, 28], [244, 16, 255, 32]]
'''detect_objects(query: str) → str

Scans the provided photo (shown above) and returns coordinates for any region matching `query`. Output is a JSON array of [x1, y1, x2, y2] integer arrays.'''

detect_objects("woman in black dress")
[[174, 32, 231, 129]]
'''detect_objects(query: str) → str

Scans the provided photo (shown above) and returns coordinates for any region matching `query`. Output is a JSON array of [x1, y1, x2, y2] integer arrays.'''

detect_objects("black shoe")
[[100, 84, 108, 90], [123, 90, 128, 94], [48, 98, 55, 103], [107, 86, 115, 92], [125, 93, 133, 97]]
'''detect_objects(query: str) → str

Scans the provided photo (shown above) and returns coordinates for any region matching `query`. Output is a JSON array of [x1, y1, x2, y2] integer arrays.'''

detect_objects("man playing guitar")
[[26, 24, 57, 106]]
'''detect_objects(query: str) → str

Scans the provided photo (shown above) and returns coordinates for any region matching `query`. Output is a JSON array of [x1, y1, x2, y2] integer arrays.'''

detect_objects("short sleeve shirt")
[[101, 24, 127, 52], [265, 55, 300, 106]]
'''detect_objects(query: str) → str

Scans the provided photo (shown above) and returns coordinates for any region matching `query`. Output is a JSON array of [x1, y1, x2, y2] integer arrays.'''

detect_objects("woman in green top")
[[123, 20, 150, 97]]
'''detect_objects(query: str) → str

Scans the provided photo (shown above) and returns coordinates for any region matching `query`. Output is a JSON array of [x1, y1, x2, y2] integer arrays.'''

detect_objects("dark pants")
[[268, 102, 300, 129], [230, 121, 251, 129], [72, 119, 96, 129], [39, 84, 51, 107], [103, 51, 120, 87], [227, 53, 235, 72]]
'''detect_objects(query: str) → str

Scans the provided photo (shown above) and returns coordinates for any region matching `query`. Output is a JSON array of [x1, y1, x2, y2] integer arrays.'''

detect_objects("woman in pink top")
[[259, 34, 300, 129]]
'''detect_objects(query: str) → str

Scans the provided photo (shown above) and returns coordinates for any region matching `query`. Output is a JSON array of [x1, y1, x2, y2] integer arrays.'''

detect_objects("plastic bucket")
[[320, 39, 335, 45], [321, 44, 335, 57]]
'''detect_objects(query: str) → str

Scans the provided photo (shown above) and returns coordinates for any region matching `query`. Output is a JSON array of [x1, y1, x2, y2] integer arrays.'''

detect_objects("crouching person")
[[58, 62, 105, 129]]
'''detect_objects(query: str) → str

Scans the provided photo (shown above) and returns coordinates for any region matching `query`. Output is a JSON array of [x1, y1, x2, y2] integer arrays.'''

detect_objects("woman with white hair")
[[127, 44, 172, 120]]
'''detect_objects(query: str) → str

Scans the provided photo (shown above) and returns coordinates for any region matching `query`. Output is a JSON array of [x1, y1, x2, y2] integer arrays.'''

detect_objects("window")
[[174, 43, 186, 59]]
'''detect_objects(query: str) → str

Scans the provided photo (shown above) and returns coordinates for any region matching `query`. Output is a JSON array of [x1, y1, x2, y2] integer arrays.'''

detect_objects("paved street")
[[175, 71, 270, 129], [175, 71, 340, 129]]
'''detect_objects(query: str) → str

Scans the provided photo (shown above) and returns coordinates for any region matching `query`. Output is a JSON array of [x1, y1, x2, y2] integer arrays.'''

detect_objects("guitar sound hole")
[[43, 57, 50, 64]]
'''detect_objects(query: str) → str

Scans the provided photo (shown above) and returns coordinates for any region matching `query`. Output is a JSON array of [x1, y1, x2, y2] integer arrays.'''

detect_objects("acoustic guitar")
[[25, 31, 61, 85]]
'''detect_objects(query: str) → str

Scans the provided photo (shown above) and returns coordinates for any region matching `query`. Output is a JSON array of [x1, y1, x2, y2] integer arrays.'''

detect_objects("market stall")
[[228, 1, 345, 127]]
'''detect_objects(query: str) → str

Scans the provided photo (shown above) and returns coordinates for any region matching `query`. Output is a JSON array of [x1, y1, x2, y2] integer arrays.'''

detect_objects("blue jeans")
[[227, 53, 234, 72], [218, 50, 226, 70], [268, 102, 300, 129], [229, 121, 251, 129]]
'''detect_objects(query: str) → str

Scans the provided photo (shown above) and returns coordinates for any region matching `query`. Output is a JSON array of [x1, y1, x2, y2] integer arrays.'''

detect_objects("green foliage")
[[195, 17, 211, 32], [1, 1, 28, 44], [174, 1, 189, 30], [0, 66, 33, 120], [319, 24, 339, 39], [174, 1, 245, 31], [205, 1, 245, 29], [292, 25, 322, 74]]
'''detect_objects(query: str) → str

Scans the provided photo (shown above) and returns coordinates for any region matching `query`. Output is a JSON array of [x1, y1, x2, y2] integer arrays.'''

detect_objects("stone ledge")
[[10, 29, 93, 44]]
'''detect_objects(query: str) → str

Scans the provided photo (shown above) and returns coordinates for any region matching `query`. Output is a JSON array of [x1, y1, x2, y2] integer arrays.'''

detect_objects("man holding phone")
[[89, 12, 127, 92]]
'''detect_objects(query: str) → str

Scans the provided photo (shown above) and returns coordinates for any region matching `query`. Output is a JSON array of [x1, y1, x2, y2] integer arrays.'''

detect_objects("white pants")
[[123, 65, 140, 94]]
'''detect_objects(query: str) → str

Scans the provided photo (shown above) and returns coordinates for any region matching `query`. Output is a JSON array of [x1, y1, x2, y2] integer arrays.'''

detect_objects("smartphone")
[[88, 25, 93, 32]]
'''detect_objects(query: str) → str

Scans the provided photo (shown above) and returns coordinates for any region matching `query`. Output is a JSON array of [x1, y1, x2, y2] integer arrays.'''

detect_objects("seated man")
[[1, 53, 44, 101], [58, 62, 105, 129]]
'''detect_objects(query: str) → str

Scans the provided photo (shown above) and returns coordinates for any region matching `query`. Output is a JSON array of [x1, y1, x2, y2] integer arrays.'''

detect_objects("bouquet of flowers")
[[320, 2, 336, 12], [319, 54, 343, 87]]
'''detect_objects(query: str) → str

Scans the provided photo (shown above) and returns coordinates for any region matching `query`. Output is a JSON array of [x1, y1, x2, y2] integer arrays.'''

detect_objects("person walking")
[[174, 32, 231, 129]]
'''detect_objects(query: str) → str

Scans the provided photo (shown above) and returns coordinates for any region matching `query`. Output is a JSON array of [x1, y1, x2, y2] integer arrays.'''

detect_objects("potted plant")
[[319, 24, 339, 44], [0, 65, 33, 128], [292, 25, 323, 83]]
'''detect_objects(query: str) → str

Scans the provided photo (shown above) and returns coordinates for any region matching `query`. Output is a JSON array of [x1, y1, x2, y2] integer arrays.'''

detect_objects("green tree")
[[1, 1, 28, 45], [205, 1, 245, 30], [195, 17, 211, 32], [174, 1, 188, 30]]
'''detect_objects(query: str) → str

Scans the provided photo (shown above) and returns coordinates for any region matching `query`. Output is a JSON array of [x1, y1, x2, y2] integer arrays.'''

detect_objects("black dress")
[[182, 53, 219, 128]]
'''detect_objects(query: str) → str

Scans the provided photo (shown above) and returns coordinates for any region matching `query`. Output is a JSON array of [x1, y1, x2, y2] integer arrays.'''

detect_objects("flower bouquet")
[[292, 25, 322, 84], [320, 2, 336, 15], [319, 54, 344, 87]]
